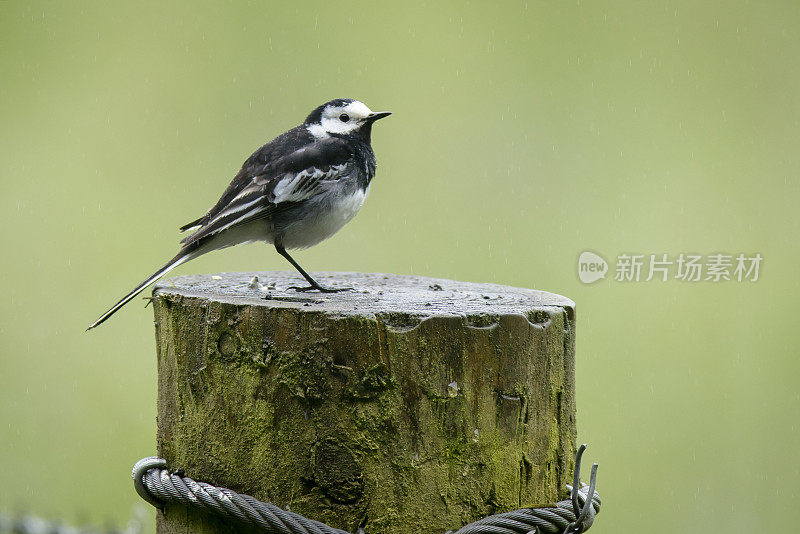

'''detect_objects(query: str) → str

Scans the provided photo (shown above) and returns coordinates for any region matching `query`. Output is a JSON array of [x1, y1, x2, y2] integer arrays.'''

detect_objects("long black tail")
[[87, 250, 194, 330]]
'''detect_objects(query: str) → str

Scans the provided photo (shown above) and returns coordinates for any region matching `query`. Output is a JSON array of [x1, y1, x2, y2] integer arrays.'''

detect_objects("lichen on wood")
[[153, 272, 576, 534]]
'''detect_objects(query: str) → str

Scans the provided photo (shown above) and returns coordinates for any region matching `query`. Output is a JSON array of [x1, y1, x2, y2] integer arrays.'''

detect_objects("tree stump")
[[152, 272, 577, 534]]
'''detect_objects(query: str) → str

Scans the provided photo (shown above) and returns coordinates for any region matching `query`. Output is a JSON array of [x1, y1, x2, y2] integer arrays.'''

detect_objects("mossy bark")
[[153, 272, 576, 534]]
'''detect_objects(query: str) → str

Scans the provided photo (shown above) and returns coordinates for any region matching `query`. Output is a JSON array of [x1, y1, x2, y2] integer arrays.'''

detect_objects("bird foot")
[[288, 284, 352, 293]]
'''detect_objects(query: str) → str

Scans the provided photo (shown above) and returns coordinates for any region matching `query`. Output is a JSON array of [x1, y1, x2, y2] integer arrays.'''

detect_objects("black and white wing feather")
[[180, 138, 354, 248]]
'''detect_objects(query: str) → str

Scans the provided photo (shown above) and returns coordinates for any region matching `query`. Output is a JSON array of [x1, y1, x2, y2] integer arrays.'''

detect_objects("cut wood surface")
[[153, 272, 577, 534]]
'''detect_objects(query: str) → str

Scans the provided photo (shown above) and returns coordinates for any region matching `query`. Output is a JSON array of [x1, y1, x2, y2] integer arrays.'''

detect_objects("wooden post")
[[153, 272, 576, 534]]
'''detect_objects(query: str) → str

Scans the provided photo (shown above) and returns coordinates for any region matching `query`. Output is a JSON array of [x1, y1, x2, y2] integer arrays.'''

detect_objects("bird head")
[[305, 98, 391, 141]]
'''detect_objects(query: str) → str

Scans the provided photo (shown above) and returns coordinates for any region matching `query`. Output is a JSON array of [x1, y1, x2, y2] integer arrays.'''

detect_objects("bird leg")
[[274, 244, 351, 293]]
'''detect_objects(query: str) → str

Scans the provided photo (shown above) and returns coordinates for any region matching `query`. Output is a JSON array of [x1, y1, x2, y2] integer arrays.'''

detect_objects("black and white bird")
[[88, 98, 391, 330]]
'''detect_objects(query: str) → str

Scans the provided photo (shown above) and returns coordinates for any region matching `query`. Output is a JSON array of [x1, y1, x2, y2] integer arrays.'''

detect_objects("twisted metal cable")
[[449, 444, 600, 534], [132, 445, 600, 534]]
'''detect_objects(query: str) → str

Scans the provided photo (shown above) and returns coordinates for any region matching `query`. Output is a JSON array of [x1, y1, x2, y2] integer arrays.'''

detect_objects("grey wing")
[[180, 139, 354, 248], [179, 163, 351, 248], [269, 163, 350, 203]]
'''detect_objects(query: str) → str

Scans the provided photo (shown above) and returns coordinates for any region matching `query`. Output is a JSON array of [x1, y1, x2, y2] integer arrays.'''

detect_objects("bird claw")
[[288, 285, 352, 293]]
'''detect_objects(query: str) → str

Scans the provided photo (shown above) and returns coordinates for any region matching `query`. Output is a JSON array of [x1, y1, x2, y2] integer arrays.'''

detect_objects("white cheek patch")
[[320, 116, 360, 135], [317, 100, 375, 135]]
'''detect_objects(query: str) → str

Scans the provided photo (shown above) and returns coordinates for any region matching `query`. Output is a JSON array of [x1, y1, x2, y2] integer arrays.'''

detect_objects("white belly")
[[281, 186, 369, 250]]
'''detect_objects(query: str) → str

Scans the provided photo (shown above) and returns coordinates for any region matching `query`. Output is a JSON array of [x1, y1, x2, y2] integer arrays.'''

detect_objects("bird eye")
[[339, 113, 350, 122]]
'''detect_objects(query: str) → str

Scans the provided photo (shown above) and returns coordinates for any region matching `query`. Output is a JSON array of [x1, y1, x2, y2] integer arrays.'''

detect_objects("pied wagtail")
[[88, 98, 391, 329]]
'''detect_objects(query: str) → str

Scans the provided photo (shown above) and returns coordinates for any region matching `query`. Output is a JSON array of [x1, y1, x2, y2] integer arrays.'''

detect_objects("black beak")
[[366, 111, 392, 122]]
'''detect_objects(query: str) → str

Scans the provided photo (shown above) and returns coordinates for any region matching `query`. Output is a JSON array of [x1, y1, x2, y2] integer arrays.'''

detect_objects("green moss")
[[154, 291, 576, 534]]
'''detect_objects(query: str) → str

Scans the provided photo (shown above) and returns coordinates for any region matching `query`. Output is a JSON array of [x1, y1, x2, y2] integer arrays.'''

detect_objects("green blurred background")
[[2, 1, 798, 532]]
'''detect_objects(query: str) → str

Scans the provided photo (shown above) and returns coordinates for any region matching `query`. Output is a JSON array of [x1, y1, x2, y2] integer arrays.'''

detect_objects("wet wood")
[[153, 271, 577, 534]]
